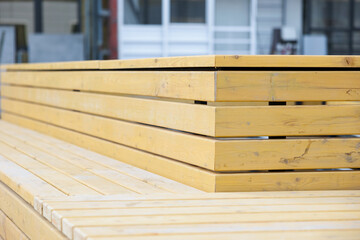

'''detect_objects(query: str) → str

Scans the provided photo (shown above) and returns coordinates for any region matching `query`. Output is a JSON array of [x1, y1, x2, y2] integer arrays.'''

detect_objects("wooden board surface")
[[3, 86, 360, 137], [0, 210, 29, 240], [3, 114, 360, 192], [0, 182, 67, 240], [2, 70, 360, 102], [37, 192, 360, 240], [4, 55, 360, 70], [1, 96, 359, 171], [1, 71, 216, 101]]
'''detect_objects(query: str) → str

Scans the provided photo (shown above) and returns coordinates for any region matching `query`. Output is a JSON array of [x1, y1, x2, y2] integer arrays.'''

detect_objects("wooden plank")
[[0, 182, 67, 240], [4, 86, 360, 137], [0, 127, 171, 195], [215, 104, 360, 137], [3, 60, 100, 71], [4, 55, 360, 70], [0, 210, 29, 240], [1, 113, 216, 192], [3, 71, 359, 102], [216, 171, 360, 192], [216, 71, 360, 101], [84, 230, 360, 240], [214, 55, 360, 68], [73, 221, 360, 239], [4, 113, 360, 192], [62, 212, 360, 239], [1, 86, 215, 136], [0, 121, 201, 195], [0, 141, 103, 197], [0, 132, 138, 196], [2, 97, 360, 171], [1, 71, 216, 101], [0, 154, 65, 205]]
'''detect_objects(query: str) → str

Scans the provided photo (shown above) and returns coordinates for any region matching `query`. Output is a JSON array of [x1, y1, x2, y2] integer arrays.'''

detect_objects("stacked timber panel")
[[2, 55, 360, 192]]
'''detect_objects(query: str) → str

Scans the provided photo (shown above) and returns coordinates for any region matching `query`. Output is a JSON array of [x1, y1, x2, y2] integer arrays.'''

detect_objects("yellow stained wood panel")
[[0, 154, 65, 205], [0, 210, 29, 240], [216, 71, 360, 101], [3, 98, 360, 171], [4, 55, 360, 71], [3, 113, 360, 192], [0, 121, 201, 195], [215, 55, 360, 68], [2, 85, 215, 136], [1, 113, 216, 192], [4, 86, 360, 137], [0, 182, 67, 240], [1, 71, 216, 101], [3, 60, 99, 71], [84, 230, 360, 240], [73, 220, 360, 239], [215, 105, 360, 137], [216, 171, 360, 192]]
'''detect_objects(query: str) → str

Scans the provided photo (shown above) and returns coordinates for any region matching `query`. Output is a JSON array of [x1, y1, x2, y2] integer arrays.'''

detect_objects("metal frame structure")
[[117, 0, 258, 59]]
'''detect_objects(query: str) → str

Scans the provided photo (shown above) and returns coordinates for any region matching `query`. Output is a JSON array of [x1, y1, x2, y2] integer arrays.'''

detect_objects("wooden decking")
[[0, 121, 359, 239]]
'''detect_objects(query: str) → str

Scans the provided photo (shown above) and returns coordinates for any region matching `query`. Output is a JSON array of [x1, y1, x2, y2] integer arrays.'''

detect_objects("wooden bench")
[[2, 55, 360, 192], [1, 55, 360, 239]]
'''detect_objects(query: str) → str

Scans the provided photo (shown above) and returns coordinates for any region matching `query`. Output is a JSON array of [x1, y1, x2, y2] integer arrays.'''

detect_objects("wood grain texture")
[[4, 55, 360, 70], [0, 182, 67, 240], [1, 113, 216, 192], [4, 86, 360, 137], [0, 210, 29, 240], [1, 86, 215, 136], [3, 114, 360, 192], [2, 97, 360, 171], [216, 71, 360, 101], [1, 71, 216, 101]]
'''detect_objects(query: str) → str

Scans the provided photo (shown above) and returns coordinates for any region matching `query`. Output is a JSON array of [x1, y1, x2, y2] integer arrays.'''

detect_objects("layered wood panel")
[[2, 55, 360, 192], [38, 191, 360, 240]]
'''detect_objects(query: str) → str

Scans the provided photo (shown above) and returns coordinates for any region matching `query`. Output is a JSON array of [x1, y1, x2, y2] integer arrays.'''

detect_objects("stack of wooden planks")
[[1, 55, 360, 192], [0, 122, 359, 239]]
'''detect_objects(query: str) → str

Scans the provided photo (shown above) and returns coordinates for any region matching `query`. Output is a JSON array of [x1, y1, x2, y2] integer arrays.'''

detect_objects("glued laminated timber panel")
[[3, 114, 360, 192]]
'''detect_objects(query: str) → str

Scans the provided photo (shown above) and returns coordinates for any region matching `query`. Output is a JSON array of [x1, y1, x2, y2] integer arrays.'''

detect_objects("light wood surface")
[[1, 97, 359, 171], [0, 210, 29, 240], [36, 192, 360, 240], [3, 87, 360, 137], [0, 182, 67, 240], [3, 115, 360, 192], [4, 55, 360, 70], [3, 70, 359, 102]]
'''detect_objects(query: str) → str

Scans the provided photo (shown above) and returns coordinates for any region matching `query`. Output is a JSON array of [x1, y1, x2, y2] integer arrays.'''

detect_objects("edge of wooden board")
[[0, 181, 67, 240], [3, 113, 360, 192], [4, 55, 360, 70]]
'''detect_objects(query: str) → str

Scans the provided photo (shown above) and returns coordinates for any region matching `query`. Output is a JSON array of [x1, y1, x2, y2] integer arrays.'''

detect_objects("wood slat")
[[3, 70, 359, 102], [3, 113, 360, 192], [1, 71, 216, 101], [4, 55, 360, 71], [0, 182, 67, 240], [216, 71, 360, 101], [2, 95, 360, 171], [0, 121, 202, 195], [0, 210, 29, 240], [85, 230, 360, 240], [3, 86, 360, 137]]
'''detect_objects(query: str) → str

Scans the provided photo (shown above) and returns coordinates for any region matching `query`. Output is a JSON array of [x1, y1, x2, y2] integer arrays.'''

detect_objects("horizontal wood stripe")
[[6, 55, 360, 70], [2, 96, 360, 171], [2, 70, 359, 101], [0, 182, 67, 240], [3, 86, 360, 137], [3, 114, 360, 192], [0, 210, 29, 240], [1, 71, 216, 101]]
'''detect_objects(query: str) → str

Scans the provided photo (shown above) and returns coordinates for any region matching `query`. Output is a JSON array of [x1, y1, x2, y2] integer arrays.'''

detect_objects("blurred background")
[[0, 0, 359, 64]]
